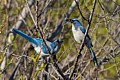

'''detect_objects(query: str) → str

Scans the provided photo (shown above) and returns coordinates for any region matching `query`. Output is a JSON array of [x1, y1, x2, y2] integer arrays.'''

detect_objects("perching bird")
[[66, 18, 99, 67], [12, 28, 63, 58]]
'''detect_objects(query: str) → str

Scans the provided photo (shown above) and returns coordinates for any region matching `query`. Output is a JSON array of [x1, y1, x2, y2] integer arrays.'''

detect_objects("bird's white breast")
[[72, 25, 85, 43], [34, 46, 41, 53], [34, 46, 49, 57]]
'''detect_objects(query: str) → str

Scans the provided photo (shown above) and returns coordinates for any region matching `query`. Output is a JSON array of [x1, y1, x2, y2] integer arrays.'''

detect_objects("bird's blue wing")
[[12, 28, 42, 46], [79, 26, 86, 34], [41, 43, 48, 54], [41, 42, 53, 54], [41, 40, 58, 54], [79, 26, 91, 40], [50, 41, 57, 53], [50, 40, 57, 49]]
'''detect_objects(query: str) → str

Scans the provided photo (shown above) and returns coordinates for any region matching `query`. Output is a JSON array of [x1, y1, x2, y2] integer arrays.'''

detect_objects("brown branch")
[[74, 0, 88, 21]]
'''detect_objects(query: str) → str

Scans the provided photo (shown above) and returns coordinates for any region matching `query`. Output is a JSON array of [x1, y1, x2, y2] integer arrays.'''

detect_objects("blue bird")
[[66, 18, 99, 67], [12, 28, 63, 58]]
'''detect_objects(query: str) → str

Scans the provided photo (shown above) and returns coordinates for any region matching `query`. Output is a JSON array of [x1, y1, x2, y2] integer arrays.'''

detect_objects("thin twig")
[[74, 0, 88, 21]]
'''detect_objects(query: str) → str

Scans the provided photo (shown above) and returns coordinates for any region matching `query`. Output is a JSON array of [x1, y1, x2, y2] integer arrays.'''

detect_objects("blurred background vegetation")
[[0, 0, 120, 80]]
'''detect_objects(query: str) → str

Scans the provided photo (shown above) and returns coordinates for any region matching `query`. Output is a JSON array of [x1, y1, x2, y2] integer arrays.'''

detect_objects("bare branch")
[[74, 0, 88, 21]]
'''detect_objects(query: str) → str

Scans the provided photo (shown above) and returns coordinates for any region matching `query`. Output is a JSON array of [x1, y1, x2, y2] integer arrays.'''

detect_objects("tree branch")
[[74, 0, 88, 21]]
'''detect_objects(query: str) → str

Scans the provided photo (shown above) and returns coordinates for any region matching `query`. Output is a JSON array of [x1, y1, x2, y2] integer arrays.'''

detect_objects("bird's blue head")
[[66, 18, 82, 26]]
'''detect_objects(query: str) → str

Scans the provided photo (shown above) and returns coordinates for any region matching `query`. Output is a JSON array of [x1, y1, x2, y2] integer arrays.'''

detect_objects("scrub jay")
[[66, 18, 99, 67], [12, 28, 63, 58]]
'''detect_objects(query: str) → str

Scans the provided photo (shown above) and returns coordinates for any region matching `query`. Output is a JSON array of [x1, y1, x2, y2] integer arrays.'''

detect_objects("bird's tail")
[[89, 47, 99, 67], [12, 28, 38, 45]]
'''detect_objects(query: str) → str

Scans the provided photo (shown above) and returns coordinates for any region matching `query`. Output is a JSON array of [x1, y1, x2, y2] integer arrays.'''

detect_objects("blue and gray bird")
[[66, 18, 99, 67], [12, 28, 63, 58]]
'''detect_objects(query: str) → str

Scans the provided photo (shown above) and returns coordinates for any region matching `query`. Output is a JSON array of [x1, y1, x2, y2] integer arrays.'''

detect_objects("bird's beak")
[[66, 19, 73, 23]]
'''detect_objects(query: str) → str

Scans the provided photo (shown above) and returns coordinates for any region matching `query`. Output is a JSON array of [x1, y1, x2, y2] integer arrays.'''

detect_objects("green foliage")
[[33, 62, 45, 78]]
